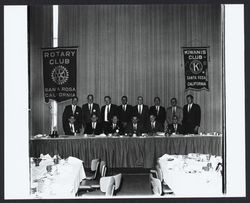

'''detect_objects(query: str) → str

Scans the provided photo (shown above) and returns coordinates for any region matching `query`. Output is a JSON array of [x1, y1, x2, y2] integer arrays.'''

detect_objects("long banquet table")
[[30, 135, 222, 169]]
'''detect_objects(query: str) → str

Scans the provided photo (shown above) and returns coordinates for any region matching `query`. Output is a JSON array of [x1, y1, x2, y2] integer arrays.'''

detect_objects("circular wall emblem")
[[51, 65, 69, 85], [189, 60, 203, 74]]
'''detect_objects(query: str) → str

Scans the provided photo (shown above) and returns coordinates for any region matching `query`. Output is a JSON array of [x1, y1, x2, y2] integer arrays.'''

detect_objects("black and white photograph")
[[3, 1, 246, 200]]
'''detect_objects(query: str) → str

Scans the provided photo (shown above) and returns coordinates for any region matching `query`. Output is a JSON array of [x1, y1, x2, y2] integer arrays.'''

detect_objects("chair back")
[[150, 173, 162, 196], [100, 176, 115, 196], [113, 173, 122, 190], [92, 161, 100, 179], [90, 158, 100, 171], [99, 161, 106, 175], [101, 165, 107, 177], [156, 165, 163, 182]]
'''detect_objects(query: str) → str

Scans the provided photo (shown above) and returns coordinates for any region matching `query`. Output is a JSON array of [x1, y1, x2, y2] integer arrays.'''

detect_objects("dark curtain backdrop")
[[29, 6, 53, 136], [30, 5, 223, 135]]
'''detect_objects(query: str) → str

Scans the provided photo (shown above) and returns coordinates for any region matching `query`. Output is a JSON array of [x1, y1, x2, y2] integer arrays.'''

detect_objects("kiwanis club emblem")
[[51, 65, 69, 85], [189, 60, 203, 75]]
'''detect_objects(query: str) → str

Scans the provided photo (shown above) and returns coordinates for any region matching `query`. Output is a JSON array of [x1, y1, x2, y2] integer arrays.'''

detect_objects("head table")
[[30, 134, 222, 169]]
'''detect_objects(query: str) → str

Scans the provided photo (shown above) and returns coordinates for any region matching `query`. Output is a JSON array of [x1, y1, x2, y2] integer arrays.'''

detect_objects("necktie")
[[174, 124, 177, 131], [92, 122, 95, 129], [70, 124, 73, 132], [123, 105, 126, 111], [72, 105, 76, 114], [139, 105, 142, 114], [151, 122, 154, 129], [113, 124, 116, 129], [188, 104, 191, 112], [89, 104, 92, 113]]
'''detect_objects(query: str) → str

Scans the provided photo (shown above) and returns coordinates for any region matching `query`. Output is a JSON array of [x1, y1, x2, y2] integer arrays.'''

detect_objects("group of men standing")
[[62, 94, 201, 136]]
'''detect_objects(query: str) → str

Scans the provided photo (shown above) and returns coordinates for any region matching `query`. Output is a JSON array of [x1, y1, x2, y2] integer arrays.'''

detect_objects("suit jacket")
[[64, 122, 81, 135], [125, 122, 145, 135], [101, 104, 118, 123], [149, 106, 166, 126], [62, 105, 82, 133], [147, 121, 164, 134], [82, 103, 101, 127], [166, 106, 183, 124], [182, 103, 201, 133], [133, 105, 149, 127], [84, 122, 103, 135], [168, 123, 183, 135], [117, 104, 133, 124], [104, 121, 124, 135]]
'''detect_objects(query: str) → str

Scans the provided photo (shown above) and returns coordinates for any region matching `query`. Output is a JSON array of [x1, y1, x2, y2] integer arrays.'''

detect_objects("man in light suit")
[[101, 96, 118, 130], [82, 94, 101, 128], [149, 97, 166, 127], [84, 114, 103, 135], [166, 97, 183, 125], [62, 96, 82, 134], [167, 115, 183, 135], [133, 96, 149, 127], [117, 96, 133, 128], [182, 94, 201, 134]]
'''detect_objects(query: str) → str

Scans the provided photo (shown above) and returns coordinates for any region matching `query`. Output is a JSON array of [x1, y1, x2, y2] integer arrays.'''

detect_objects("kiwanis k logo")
[[189, 60, 203, 75], [51, 65, 69, 85]]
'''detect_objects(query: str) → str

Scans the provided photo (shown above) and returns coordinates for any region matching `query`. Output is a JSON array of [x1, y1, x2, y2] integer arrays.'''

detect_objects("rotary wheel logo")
[[189, 60, 203, 74], [51, 65, 69, 85]]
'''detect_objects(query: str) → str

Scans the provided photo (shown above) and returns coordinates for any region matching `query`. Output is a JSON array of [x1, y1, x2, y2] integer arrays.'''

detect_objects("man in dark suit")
[[147, 114, 164, 134], [182, 94, 201, 134], [82, 94, 101, 128], [101, 96, 118, 130], [149, 97, 166, 127], [104, 115, 124, 135], [133, 96, 149, 127], [84, 114, 103, 135], [62, 96, 82, 134], [125, 115, 145, 136], [117, 96, 133, 128], [167, 115, 183, 135], [64, 115, 81, 135], [166, 97, 183, 125]]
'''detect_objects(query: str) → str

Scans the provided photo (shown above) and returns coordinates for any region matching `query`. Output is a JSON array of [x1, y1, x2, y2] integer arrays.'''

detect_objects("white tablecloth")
[[158, 154, 223, 197], [31, 156, 86, 198]]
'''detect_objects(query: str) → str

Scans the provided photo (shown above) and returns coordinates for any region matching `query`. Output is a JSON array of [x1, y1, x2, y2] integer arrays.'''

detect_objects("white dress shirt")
[[104, 104, 111, 122], [72, 105, 76, 114], [122, 104, 127, 111], [151, 121, 155, 129], [133, 123, 137, 130], [88, 103, 93, 112], [188, 103, 193, 112], [70, 123, 75, 133], [138, 105, 143, 114], [92, 122, 96, 129]]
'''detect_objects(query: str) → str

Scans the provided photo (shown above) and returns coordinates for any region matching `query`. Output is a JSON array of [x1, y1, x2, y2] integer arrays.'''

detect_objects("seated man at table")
[[147, 113, 164, 135], [84, 114, 103, 135], [104, 115, 124, 135], [167, 115, 183, 135], [64, 115, 81, 135], [125, 115, 145, 136]]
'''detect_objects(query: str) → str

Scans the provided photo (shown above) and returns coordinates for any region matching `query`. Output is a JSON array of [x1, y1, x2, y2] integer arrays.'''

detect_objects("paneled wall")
[[30, 5, 223, 135]]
